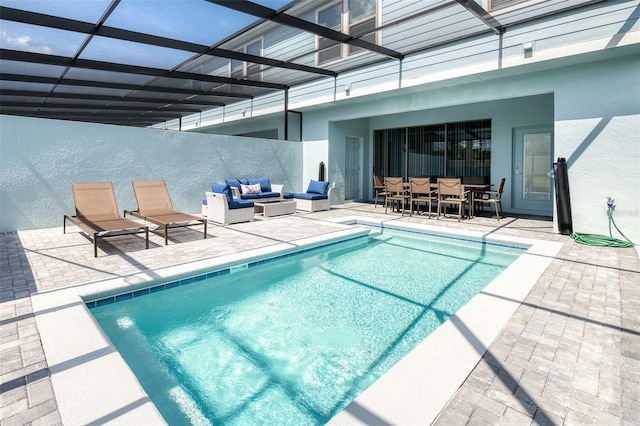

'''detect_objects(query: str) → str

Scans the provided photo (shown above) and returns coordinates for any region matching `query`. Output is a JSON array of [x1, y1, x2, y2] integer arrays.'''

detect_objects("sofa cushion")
[[240, 191, 279, 200], [211, 183, 234, 205], [248, 177, 272, 193], [241, 183, 262, 195], [228, 199, 254, 210], [306, 180, 330, 195], [211, 182, 227, 194], [284, 192, 328, 200], [224, 179, 243, 192]]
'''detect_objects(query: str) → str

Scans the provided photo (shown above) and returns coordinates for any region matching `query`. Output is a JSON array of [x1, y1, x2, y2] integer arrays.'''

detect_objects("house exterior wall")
[[0, 116, 303, 232], [302, 53, 639, 242]]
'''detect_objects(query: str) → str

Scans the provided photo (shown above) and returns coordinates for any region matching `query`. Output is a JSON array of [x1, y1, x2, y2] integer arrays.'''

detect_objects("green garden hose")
[[571, 205, 634, 248]]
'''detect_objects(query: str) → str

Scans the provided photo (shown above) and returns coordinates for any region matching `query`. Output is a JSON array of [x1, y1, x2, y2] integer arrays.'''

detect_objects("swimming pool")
[[88, 225, 525, 425]]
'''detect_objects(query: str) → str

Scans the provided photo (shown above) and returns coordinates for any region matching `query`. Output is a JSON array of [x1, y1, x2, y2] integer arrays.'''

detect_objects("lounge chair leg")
[[164, 225, 169, 245]]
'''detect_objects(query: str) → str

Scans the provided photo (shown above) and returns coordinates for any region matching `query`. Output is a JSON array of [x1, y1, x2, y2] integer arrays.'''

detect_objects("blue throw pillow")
[[248, 177, 272, 193], [306, 180, 330, 195]]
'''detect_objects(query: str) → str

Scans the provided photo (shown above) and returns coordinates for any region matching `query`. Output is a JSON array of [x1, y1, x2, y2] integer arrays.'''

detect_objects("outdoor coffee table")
[[253, 199, 296, 218]]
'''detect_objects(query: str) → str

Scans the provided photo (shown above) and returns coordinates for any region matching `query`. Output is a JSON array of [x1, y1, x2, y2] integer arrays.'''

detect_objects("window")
[[317, 0, 377, 65], [317, 3, 342, 64], [348, 0, 376, 55], [374, 120, 491, 180], [488, 0, 528, 11], [229, 39, 263, 81]]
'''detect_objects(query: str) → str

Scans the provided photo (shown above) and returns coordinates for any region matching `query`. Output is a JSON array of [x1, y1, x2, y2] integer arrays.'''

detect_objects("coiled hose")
[[571, 208, 634, 248]]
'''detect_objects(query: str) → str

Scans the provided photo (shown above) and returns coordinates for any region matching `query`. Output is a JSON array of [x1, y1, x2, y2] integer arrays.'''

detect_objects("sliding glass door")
[[374, 120, 491, 181]]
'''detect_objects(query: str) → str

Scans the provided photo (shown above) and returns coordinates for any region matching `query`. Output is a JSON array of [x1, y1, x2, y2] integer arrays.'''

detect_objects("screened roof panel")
[[78, 36, 195, 69], [0, 59, 66, 78], [62, 68, 157, 85], [103, 1, 259, 46], [0, 0, 607, 127], [0, 0, 113, 22], [0, 20, 87, 56]]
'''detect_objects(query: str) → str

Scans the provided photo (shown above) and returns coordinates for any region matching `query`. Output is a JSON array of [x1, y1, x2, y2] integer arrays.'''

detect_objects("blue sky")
[[1, 0, 292, 67]]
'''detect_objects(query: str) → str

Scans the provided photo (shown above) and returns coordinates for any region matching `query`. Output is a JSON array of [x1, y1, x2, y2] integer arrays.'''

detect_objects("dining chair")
[[373, 175, 387, 208], [474, 177, 506, 221], [409, 177, 436, 218], [384, 177, 409, 215], [437, 178, 469, 222]]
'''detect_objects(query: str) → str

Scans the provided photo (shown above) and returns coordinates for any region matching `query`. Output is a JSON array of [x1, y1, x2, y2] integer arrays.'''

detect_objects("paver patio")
[[1, 202, 638, 425]]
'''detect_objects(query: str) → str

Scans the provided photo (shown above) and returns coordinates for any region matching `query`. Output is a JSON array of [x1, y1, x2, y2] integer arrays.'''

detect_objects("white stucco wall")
[[0, 116, 303, 232], [552, 55, 640, 241], [301, 140, 329, 191], [298, 54, 639, 242]]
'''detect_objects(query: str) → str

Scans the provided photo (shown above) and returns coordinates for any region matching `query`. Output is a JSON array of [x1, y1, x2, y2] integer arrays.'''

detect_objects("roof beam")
[[0, 73, 253, 99], [0, 100, 203, 113], [0, 110, 171, 126], [208, 0, 404, 60], [0, 49, 288, 90], [454, 0, 504, 34], [0, 89, 225, 107], [0, 6, 335, 78]]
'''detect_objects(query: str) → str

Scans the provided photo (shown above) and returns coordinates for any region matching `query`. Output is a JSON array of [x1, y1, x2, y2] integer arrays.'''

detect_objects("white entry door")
[[512, 127, 554, 214], [344, 136, 362, 200]]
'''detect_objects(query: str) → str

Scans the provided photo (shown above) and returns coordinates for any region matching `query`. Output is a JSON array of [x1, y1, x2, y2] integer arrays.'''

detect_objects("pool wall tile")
[[87, 231, 513, 310]]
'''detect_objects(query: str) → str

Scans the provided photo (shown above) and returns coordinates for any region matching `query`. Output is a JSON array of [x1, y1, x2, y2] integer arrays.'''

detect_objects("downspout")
[[284, 88, 289, 140]]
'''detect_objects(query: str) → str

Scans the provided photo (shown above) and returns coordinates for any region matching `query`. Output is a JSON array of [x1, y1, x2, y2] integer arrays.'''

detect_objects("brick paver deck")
[[1, 203, 638, 425]]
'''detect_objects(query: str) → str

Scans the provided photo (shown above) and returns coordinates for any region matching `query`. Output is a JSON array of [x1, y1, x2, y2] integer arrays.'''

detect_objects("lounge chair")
[[124, 180, 207, 245], [64, 182, 149, 257]]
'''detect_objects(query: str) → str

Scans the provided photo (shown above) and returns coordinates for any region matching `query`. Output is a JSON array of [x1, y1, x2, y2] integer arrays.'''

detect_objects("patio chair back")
[[72, 182, 121, 221], [132, 180, 175, 216]]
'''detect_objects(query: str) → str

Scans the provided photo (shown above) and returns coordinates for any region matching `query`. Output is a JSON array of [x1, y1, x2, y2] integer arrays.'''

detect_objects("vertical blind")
[[374, 119, 491, 181]]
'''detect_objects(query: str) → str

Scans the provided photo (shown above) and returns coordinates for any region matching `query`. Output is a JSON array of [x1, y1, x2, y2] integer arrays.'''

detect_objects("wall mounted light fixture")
[[523, 42, 534, 58]]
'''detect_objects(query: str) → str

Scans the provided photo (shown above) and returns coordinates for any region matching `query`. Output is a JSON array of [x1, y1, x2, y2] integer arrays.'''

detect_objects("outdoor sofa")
[[224, 178, 284, 202], [284, 180, 332, 212], [202, 183, 256, 226]]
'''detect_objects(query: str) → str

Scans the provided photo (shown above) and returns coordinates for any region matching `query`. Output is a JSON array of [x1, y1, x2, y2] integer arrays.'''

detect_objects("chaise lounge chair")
[[64, 182, 149, 257], [124, 180, 207, 245]]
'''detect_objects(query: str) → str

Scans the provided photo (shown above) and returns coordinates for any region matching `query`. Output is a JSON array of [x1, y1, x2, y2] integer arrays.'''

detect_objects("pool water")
[[90, 228, 524, 425]]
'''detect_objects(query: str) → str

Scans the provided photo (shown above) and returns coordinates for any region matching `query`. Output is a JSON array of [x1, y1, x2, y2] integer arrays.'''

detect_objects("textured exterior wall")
[[0, 116, 303, 232]]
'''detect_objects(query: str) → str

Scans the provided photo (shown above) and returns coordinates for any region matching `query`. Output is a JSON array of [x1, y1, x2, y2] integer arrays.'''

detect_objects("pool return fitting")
[[570, 197, 635, 248]]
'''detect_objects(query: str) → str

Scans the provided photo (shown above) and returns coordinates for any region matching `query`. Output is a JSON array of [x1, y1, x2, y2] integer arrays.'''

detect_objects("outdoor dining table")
[[396, 180, 491, 218]]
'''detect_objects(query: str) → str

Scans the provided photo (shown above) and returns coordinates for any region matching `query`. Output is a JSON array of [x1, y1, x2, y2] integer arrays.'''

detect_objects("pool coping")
[[31, 219, 562, 425]]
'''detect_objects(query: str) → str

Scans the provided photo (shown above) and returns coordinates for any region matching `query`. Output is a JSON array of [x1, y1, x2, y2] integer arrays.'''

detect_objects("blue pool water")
[[89, 227, 525, 425]]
